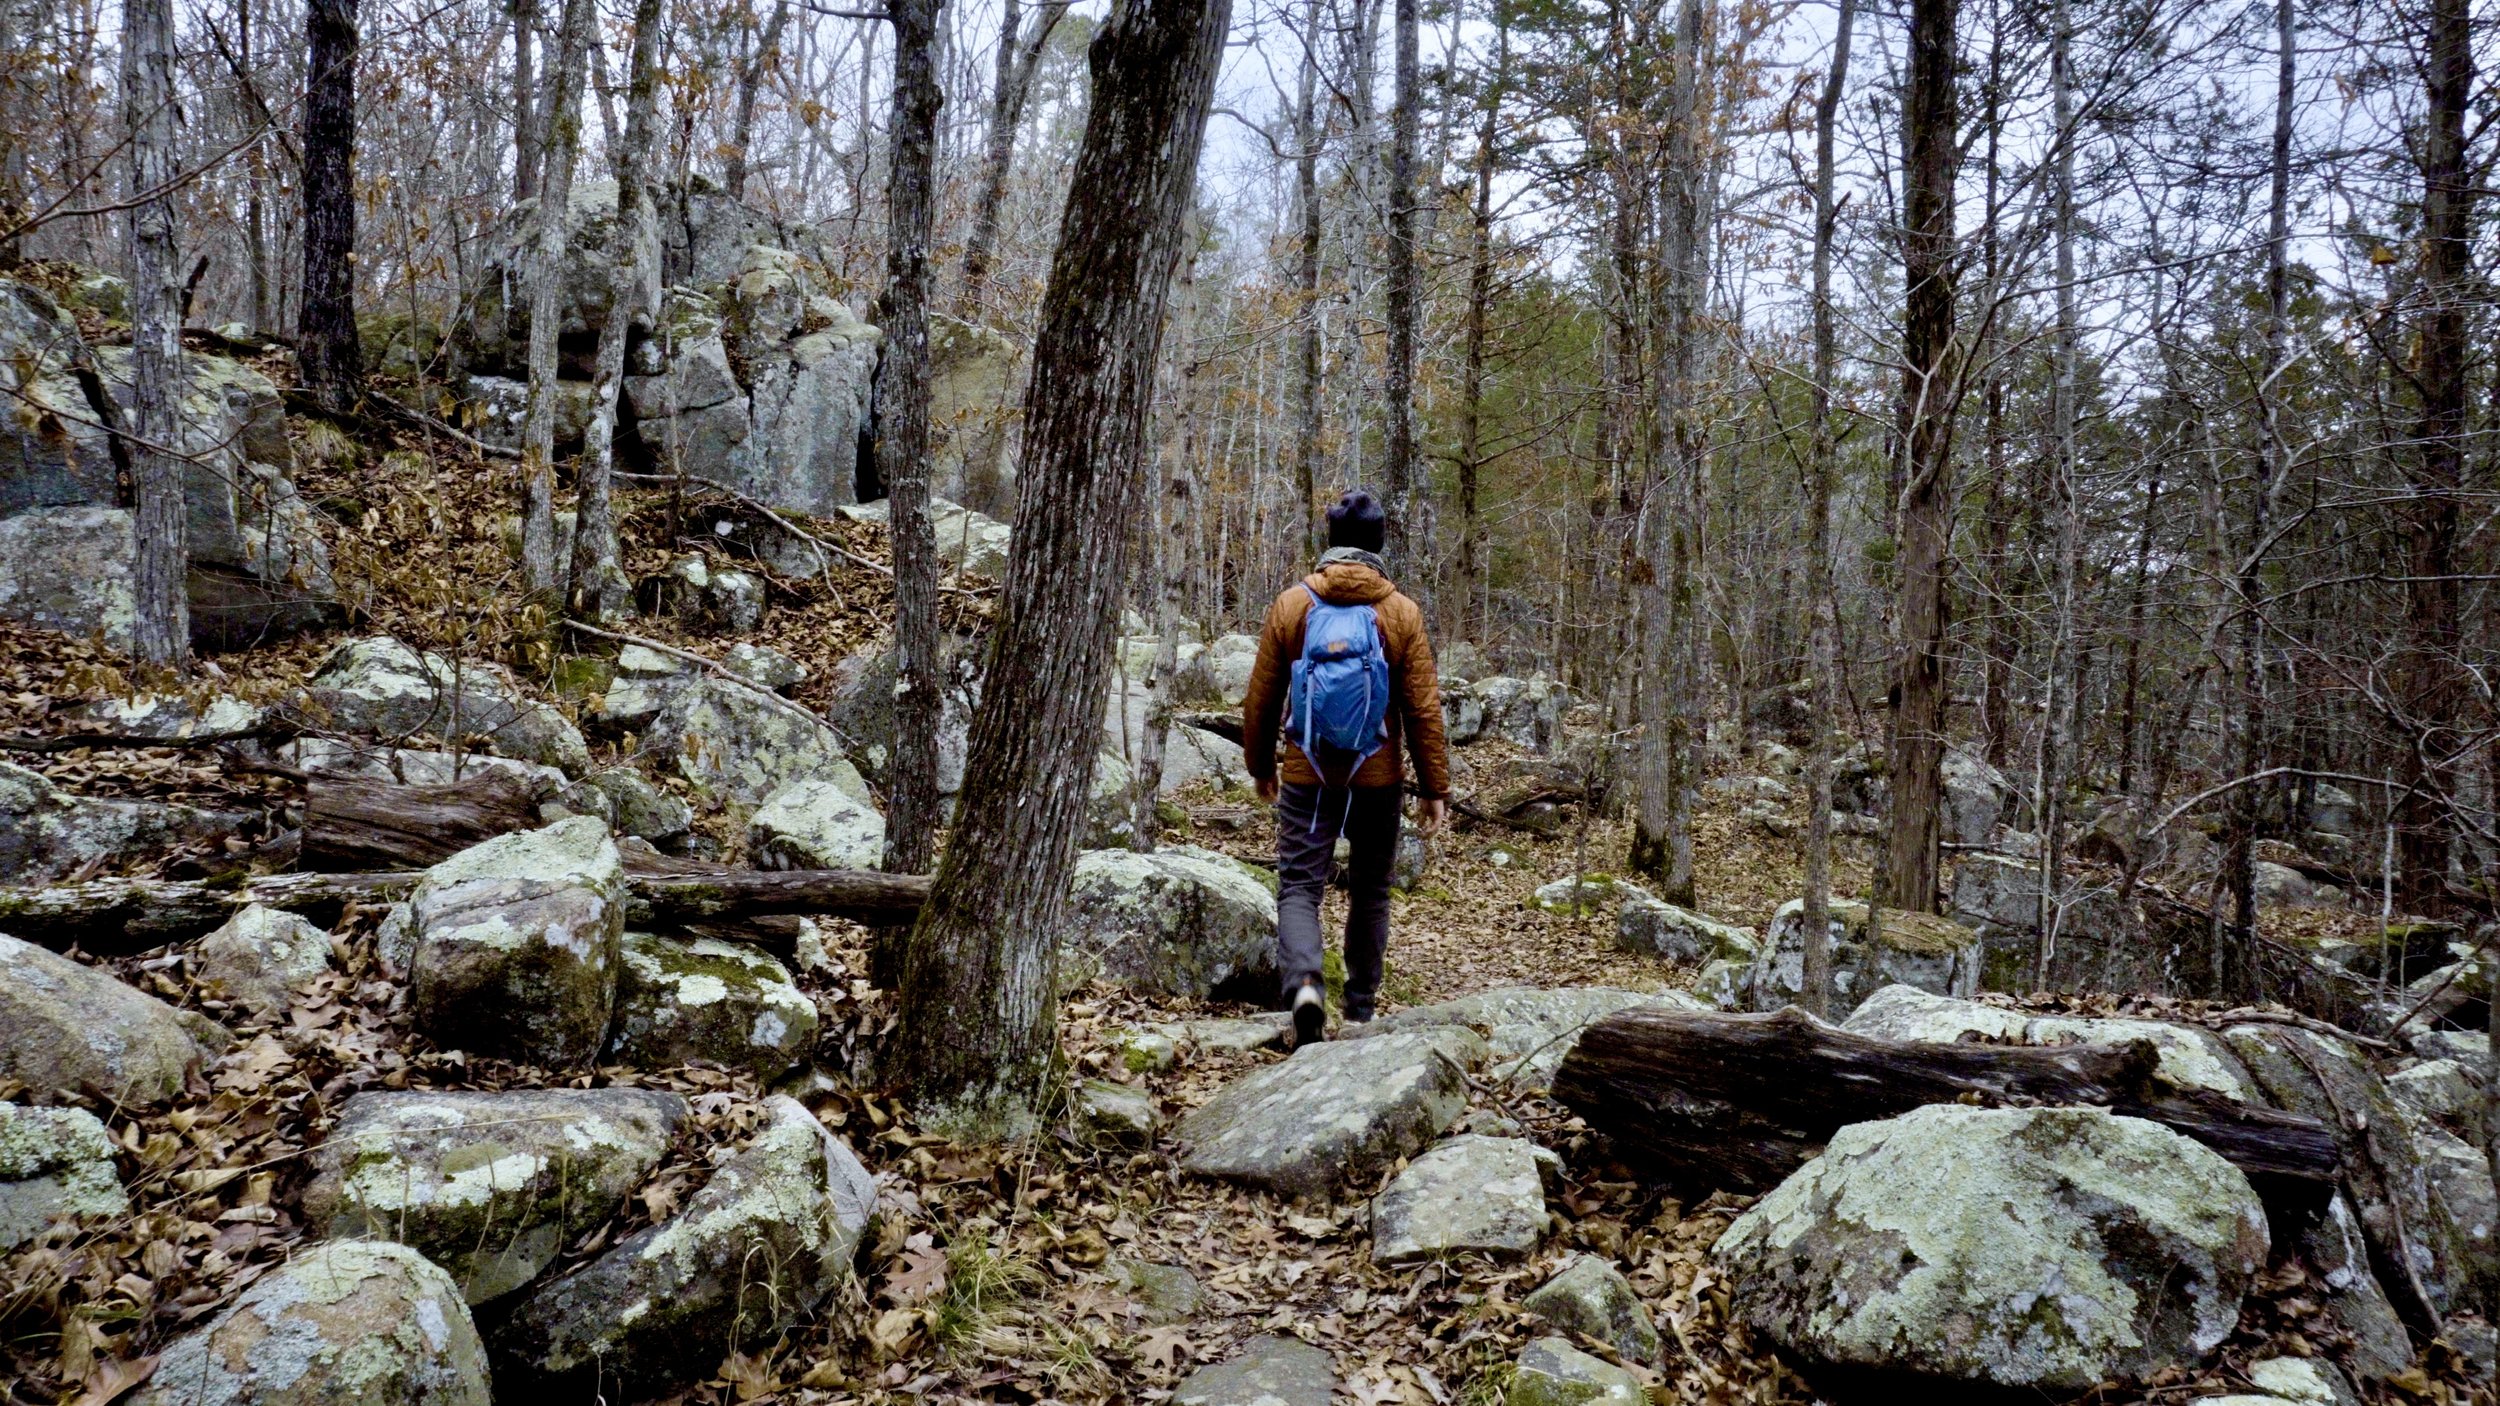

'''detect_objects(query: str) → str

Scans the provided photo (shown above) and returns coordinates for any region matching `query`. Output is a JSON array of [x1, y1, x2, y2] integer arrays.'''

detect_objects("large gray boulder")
[[1846, 985, 2259, 1101], [0, 933, 207, 1103], [1617, 896, 1759, 965], [927, 314, 1022, 515], [604, 671, 875, 809], [821, 635, 982, 795], [1714, 1104, 2268, 1395], [135, 1241, 491, 1406], [407, 817, 627, 1070], [0, 760, 250, 884], [0, 505, 137, 649], [1176, 1027, 1485, 1200], [195, 904, 333, 1017], [1941, 745, 2022, 845], [560, 767, 693, 849], [1369, 1134, 1554, 1263], [841, 495, 1012, 578], [1175, 632, 1260, 706], [1523, 1255, 1661, 1364], [1173, 1335, 1334, 1406], [304, 1087, 687, 1304], [1346, 985, 1705, 1089], [606, 932, 819, 1079], [1466, 675, 1567, 751], [1751, 900, 1984, 1016], [749, 779, 885, 869], [0, 1103, 129, 1250], [0, 279, 115, 513], [492, 1095, 875, 1395], [305, 636, 590, 775], [1060, 845, 1279, 999]]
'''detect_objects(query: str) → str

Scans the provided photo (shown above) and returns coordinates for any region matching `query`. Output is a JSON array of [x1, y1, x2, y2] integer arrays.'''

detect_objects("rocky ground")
[[4, 253, 2494, 1406]]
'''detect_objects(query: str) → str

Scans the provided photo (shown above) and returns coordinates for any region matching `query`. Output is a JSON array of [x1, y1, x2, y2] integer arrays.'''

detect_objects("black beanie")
[[1325, 489, 1388, 552]]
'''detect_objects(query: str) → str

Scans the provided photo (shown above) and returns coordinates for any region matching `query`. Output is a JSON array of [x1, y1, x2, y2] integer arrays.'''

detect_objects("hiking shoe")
[[1291, 981, 1327, 1047]]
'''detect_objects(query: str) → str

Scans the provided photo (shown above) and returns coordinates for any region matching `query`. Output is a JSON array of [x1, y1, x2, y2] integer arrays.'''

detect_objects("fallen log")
[[0, 866, 932, 953], [303, 770, 547, 870], [1551, 1005, 2339, 1220]]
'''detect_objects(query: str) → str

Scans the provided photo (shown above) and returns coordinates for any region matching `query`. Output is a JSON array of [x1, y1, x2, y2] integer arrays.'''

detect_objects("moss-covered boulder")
[[408, 817, 626, 1070], [491, 1095, 874, 1395], [0, 1103, 128, 1250], [1060, 844, 1279, 999], [1753, 899, 1982, 1016], [1509, 1336, 1643, 1406], [303, 1087, 687, 1304], [135, 1241, 490, 1406], [1714, 1104, 2266, 1395], [605, 932, 818, 1079], [1523, 1254, 1661, 1364]]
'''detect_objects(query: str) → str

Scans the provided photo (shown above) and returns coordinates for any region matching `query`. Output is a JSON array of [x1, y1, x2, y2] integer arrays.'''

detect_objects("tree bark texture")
[[297, 0, 363, 411], [892, 0, 1232, 1136], [518, 0, 594, 600], [877, 0, 945, 879], [302, 770, 546, 870], [567, 0, 666, 624], [724, 0, 789, 201], [959, 0, 1068, 314], [1879, 0, 1962, 914], [1380, 0, 1421, 568], [123, 0, 189, 669], [1451, 0, 1507, 640], [1290, 0, 1325, 562], [510, 0, 541, 202], [1552, 1006, 2339, 1215]]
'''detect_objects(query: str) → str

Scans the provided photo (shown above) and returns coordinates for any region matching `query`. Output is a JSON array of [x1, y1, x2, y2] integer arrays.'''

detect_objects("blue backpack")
[[1287, 585, 1392, 787]]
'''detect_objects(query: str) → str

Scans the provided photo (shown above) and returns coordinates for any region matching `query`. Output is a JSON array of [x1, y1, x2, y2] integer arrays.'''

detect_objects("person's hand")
[[1255, 776, 1279, 805], [1417, 797, 1447, 837]]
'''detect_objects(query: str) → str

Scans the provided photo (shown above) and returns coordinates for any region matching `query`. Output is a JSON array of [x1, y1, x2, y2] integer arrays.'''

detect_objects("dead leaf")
[[1133, 1326, 1190, 1372], [70, 1354, 157, 1406], [886, 1243, 947, 1304]]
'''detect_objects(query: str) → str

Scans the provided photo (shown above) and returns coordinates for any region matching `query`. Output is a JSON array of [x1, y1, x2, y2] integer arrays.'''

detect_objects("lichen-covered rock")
[[135, 1241, 491, 1406], [1156, 1014, 1292, 1059], [1370, 1134, 1554, 1263], [2390, 1058, 2485, 1145], [0, 1103, 128, 1250], [1528, 873, 1655, 916], [195, 904, 332, 1016], [1847, 985, 2260, 1101], [0, 760, 250, 884], [492, 1095, 874, 1395], [1617, 897, 1757, 964], [839, 496, 1013, 578], [304, 636, 590, 774], [639, 553, 764, 633], [1173, 1334, 1334, 1406], [1111, 1259, 1201, 1323], [1752, 900, 1982, 1015], [1941, 745, 2022, 845], [1714, 1104, 2267, 1395], [605, 932, 818, 1079], [609, 672, 875, 809], [65, 691, 266, 741], [1174, 632, 1260, 706], [1060, 845, 1279, 999], [1509, 1337, 1643, 1406], [0, 934, 205, 1104], [2404, 1112, 2500, 1305], [2301, 1190, 2416, 1382], [1466, 676, 1567, 751], [1524, 1255, 1661, 1364], [1345, 985, 1704, 1089], [722, 642, 807, 692], [749, 779, 886, 870], [1114, 1029, 1177, 1073], [407, 818, 626, 1070], [303, 1088, 686, 1304], [1176, 1028, 1484, 1200], [560, 767, 693, 848], [1160, 724, 1255, 795], [1071, 1079, 1158, 1147]]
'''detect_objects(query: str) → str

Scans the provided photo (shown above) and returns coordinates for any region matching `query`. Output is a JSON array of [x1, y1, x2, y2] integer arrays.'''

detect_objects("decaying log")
[[303, 770, 548, 870], [0, 867, 933, 953], [1173, 711, 1245, 746], [1552, 1006, 2339, 1219]]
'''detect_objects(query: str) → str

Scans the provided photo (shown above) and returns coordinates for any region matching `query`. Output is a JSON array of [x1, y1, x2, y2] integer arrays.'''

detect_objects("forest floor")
[[0, 423, 2450, 1406]]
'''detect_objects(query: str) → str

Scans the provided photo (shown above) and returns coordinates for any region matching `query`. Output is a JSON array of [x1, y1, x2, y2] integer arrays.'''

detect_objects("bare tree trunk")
[[2396, 0, 2473, 913], [958, 0, 1068, 315], [123, 0, 188, 669], [1878, 0, 1962, 914], [1797, 0, 1855, 1018], [723, 0, 789, 201], [1450, 0, 1508, 643], [1290, 0, 1324, 561], [510, 0, 541, 203], [2031, 0, 2083, 987], [879, 0, 945, 880], [1381, 0, 1420, 566], [568, 0, 664, 625], [893, 0, 1230, 1137], [518, 0, 595, 601], [298, 0, 362, 412]]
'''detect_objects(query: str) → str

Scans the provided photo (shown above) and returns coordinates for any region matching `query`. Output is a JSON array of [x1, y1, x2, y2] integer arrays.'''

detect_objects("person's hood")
[[1304, 549, 1397, 605]]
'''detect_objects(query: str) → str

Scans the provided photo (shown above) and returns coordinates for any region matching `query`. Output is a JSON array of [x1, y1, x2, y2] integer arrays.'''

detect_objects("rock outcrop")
[[1714, 1104, 2268, 1395], [305, 637, 591, 774], [1748, 899, 1984, 1016]]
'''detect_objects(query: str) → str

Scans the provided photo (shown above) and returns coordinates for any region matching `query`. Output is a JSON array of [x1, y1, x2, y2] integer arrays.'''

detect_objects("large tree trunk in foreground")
[[2, 866, 930, 953], [1878, 0, 1963, 913], [891, 0, 1231, 1137], [1553, 1007, 2339, 1217], [297, 0, 363, 411], [123, 0, 189, 670]]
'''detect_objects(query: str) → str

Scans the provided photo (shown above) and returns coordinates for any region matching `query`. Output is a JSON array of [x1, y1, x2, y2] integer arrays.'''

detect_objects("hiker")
[[1241, 489, 1451, 1047]]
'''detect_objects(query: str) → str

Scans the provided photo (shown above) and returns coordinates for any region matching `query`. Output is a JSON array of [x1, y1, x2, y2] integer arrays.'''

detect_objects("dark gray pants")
[[1275, 781, 1402, 1018]]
